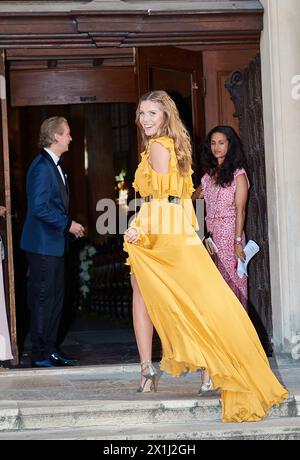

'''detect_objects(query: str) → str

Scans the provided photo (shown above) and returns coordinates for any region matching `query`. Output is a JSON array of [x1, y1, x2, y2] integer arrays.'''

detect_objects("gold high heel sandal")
[[137, 361, 158, 393], [198, 370, 214, 394]]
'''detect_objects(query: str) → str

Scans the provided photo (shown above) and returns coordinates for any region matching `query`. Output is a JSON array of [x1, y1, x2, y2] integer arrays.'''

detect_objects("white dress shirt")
[[44, 148, 66, 185]]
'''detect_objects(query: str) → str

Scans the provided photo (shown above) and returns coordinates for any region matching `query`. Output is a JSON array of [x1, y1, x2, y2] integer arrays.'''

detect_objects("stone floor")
[[16, 312, 140, 368], [0, 359, 300, 440], [1, 311, 300, 439]]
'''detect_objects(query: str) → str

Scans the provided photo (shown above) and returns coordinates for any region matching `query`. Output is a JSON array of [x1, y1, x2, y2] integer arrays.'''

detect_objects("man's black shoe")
[[50, 352, 78, 366], [31, 359, 57, 368]]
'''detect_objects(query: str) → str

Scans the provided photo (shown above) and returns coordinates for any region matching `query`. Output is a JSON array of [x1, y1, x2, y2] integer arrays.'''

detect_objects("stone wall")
[[260, 0, 300, 353]]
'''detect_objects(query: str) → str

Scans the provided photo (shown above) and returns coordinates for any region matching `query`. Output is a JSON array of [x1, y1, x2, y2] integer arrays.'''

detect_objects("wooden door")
[[0, 50, 18, 364], [136, 46, 205, 179], [225, 55, 273, 355], [202, 48, 259, 133]]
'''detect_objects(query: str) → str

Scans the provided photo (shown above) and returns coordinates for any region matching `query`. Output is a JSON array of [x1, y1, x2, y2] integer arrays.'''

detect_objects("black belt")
[[144, 195, 180, 204]]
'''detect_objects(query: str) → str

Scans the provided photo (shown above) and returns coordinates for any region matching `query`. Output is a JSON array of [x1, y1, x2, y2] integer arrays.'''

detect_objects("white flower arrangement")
[[79, 244, 97, 309]]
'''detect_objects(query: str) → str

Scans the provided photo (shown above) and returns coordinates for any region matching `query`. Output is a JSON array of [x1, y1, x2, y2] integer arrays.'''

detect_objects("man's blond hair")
[[38, 116, 68, 148]]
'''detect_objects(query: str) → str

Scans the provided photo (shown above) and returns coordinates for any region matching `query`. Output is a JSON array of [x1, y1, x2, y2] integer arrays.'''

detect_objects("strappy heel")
[[137, 360, 158, 393], [198, 369, 214, 394]]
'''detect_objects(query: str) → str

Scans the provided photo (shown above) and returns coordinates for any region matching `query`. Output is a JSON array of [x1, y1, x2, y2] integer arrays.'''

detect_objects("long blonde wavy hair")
[[136, 90, 192, 176]]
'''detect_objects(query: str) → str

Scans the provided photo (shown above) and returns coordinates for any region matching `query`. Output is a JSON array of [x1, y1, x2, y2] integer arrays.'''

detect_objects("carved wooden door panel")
[[202, 49, 259, 133], [225, 55, 273, 354], [0, 50, 18, 364]]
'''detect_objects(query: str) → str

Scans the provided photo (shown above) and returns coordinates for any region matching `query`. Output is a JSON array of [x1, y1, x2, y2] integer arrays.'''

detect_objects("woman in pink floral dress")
[[195, 126, 250, 311]]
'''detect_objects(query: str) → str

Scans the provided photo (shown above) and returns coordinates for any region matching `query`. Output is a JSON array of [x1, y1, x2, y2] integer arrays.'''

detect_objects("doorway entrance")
[[7, 45, 207, 365], [2, 41, 267, 366], [8, 102, 139, 364]]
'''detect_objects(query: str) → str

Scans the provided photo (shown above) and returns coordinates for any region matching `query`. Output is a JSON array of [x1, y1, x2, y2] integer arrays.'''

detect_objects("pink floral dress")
[[201, 169, 249, 310]]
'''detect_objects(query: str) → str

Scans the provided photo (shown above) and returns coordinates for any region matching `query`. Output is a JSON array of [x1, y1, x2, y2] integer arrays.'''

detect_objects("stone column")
[[260, 0, 300, 353]]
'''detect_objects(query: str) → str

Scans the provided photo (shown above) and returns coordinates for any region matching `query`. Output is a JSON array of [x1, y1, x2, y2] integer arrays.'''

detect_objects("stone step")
[[1, 362, 299, 439], [1, 417, 300, 440], [0, 394, 298, 433]]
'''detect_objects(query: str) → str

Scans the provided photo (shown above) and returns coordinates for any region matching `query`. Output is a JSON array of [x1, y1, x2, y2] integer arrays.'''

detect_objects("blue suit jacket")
[[20, 149, 71, 257]]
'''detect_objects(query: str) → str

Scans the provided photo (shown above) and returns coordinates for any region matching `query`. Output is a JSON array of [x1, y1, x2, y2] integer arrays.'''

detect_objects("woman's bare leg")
[[201, 370, 210, 384], [131, 274, 154, 389], [199, 369, 213, 393], [131, 274, 209, 392], [131, 274, 153, 366]]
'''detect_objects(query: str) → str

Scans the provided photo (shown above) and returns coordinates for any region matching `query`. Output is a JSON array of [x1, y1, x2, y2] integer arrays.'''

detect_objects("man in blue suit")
[[21, 116, 84, 367]]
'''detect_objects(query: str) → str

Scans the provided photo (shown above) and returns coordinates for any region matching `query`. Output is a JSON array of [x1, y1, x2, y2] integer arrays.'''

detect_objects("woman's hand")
[[234, 243, 246, 262], [124, 227, 139, 244], [192, 184, 204, 201]]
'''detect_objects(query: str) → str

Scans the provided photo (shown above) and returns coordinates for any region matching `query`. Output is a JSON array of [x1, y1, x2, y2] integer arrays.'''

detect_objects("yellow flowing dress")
[[124, 135, 288, 423]]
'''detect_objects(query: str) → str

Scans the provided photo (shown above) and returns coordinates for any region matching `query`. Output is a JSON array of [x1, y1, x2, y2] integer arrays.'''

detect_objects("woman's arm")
[[234, 173, 249, 261], [192, 184, 204, 201], [149, 141, 170, 173], [125, 141, 170, 244]]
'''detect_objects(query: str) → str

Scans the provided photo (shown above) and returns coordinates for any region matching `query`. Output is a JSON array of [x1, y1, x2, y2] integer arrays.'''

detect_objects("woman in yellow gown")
[[124, 90, 288, 423]]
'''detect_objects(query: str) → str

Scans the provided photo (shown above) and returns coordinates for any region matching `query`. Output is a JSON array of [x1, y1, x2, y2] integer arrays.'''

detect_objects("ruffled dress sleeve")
[[148, 137, 198, 230], [125, 136, 198, 251], [234, 168, 250, 189], [181, 165, 198, 230], [144, 136, 179, 198]]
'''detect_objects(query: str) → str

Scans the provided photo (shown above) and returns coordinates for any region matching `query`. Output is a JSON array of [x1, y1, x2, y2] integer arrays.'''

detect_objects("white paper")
[[0, 236, 4, 260], [237, 240, 260, 279]]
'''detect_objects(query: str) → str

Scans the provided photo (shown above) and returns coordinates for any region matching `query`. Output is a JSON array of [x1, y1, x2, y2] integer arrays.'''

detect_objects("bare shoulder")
[[149, 140, 170, 174], [150, 140, 170, 159]]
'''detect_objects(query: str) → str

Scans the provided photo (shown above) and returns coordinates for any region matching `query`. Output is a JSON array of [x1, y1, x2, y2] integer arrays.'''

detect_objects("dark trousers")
[[26, 252, 65, 361]]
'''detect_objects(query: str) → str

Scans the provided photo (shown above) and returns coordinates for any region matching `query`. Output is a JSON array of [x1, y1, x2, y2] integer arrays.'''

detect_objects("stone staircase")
[[0, 364, 300, 440]]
